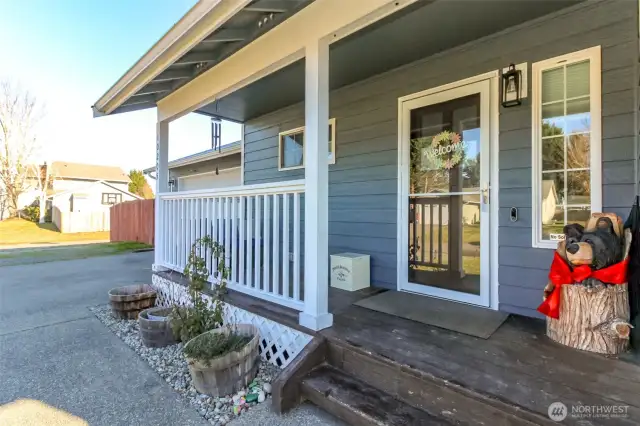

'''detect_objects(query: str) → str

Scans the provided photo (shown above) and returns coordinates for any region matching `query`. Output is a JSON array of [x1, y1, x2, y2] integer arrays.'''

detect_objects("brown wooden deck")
[[321, 303, 640, 425], [157, 271, 640, 424]]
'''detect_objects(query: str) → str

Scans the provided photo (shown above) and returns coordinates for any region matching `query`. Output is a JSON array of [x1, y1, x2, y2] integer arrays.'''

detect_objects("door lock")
[[481, 183, 490, 205]]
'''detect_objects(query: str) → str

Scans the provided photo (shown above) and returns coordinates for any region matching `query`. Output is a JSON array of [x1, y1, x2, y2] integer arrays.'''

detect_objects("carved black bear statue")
[[564, 217, 624, 286]]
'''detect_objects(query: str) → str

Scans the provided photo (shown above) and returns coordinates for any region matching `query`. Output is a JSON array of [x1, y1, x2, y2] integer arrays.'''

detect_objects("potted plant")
[[171, 236, 259, 397]]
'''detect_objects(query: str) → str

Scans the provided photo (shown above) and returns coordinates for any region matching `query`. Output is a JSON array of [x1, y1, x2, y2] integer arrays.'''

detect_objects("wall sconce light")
[[168, 178, 176, 188], [502, 63, 522, 108]]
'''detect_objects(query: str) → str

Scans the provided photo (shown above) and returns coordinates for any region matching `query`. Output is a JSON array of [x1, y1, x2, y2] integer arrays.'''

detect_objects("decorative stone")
[[258, 391, 266, 403], [245, 393, 258, 403], [89, 304, 280, 424], [263, 382, 272, 394]]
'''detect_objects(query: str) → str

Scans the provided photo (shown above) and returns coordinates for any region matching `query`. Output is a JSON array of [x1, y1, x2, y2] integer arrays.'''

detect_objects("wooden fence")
[[110, 199, 155, 245]]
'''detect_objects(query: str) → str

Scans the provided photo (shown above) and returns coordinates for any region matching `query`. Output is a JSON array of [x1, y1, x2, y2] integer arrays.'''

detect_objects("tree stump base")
[[547, 283, 631, 355]]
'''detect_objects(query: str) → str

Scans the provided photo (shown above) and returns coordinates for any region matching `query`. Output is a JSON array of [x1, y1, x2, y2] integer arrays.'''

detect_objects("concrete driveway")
[[0, 252, 208, 426]]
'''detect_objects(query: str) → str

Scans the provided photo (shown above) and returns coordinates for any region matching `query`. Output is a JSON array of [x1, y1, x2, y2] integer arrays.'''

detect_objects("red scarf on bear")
[[537, 252, 628, 319]]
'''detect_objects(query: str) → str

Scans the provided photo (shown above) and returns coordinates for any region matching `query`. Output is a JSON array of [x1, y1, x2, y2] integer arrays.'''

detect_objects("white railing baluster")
[[195, 198, 201, 263], [293, 192, 300, 302], [254, 195, 262, 290], [231, 197, 238, 285], [239, 196, 245, 287], [263, 194, 271, 293], [158, 180, 305, 311], [170, 200, 175, 268], [211, 197, 219, 279], [282, 193, 290, 299], [272, 194, 280, 296], [181, 199, 186, 269], [190, 199, 196, 265], [224, 196, 231, 274], [246, 195, 253, 289]]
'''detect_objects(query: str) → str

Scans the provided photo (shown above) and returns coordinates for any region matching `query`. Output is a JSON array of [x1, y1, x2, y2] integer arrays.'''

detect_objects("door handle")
[[482, 183, 490, 205]]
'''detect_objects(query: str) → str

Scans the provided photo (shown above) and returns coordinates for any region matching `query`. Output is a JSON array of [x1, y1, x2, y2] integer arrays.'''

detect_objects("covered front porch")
[[148, 0, 593, 331]]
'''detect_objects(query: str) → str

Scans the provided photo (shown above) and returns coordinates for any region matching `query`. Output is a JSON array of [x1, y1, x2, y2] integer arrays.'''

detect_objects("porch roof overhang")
[[91, 0, 312, 118], [94, 0, 583, 123]]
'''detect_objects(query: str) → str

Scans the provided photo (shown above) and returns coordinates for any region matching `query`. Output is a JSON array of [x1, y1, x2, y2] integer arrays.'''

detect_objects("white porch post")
[[153, 119, 169, 270], [299, 38, 333, 331]]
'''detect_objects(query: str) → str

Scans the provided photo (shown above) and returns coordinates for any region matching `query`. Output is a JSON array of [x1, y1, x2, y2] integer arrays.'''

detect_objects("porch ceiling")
[[200, 0, 582, 122], [96, 0, 312, 117]]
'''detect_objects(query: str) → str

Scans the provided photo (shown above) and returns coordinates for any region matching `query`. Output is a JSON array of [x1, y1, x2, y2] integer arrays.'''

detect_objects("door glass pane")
[[408, 94, 482, 295], [410, 94, 480, 194]]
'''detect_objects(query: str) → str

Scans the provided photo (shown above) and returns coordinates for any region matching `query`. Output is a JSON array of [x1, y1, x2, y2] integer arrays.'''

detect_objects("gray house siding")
[[243, 0, 638, 316]]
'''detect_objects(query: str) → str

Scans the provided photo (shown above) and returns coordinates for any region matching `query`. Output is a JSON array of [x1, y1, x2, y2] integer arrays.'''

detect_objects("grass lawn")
[[0, 241, 153, 265], [0, 218, 110, 246]]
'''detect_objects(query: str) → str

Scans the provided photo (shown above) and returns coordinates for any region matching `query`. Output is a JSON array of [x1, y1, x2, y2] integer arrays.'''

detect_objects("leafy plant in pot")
[[171, 236, 260, 397]]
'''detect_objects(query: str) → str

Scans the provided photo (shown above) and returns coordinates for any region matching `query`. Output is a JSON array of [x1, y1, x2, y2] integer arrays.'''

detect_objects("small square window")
[[278, 118, 336, 171], [102, 193, 122, 205]]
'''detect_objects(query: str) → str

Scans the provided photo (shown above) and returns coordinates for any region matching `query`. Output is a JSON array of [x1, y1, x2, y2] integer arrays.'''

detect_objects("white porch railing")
[[157, 180, 305, 311]]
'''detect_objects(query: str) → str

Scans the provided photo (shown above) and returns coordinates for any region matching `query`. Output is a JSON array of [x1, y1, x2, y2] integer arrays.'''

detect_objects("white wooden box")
[[330, 253, 370, 291]]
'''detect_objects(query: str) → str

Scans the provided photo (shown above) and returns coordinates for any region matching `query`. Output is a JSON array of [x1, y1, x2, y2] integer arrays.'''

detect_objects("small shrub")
[[23, 206, 40, 222], [170, 235, 229, 343], [22, 202, 51, 223], [184, 331, 251, 366]]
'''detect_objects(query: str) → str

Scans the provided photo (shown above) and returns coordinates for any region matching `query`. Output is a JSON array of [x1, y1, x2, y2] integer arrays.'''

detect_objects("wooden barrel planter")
[[139, 307, 178, 348], [185, 324, 260, 397], [108, 284, 157, 320]]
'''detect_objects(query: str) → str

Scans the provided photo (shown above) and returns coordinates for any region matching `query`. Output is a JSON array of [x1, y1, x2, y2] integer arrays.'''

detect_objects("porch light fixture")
[[168, 178, 176, 188], [501, 63, 522, 108]]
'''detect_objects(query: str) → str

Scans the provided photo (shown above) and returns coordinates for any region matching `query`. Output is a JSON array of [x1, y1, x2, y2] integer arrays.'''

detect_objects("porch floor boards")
[[322, 304, 640, 424]]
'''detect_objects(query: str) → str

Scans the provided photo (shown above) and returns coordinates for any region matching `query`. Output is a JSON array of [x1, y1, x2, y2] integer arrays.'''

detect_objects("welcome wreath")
[[413, 130, 465, 170]]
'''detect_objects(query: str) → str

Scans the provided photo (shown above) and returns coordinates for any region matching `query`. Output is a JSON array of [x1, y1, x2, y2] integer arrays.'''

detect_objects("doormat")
[[354, 291, 508, 339]]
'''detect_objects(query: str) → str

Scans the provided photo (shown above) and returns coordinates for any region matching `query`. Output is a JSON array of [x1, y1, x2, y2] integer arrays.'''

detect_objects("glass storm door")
[[399, 79, 491, 306]]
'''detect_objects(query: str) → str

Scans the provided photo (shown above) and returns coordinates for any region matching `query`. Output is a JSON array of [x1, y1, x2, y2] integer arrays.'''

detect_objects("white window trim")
[[531, 46, 602, 249], [278, 118, 336, 171]]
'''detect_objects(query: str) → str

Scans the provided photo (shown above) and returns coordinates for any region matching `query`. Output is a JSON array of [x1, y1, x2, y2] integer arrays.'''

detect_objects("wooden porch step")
[[325, 336, 554, 426], [301, 364, 450, 426]]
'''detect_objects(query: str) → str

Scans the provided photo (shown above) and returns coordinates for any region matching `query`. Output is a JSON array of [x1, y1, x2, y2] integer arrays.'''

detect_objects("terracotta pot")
[[108, 284, 156, 320], [184, 324, 260, 397], [139, 307, 178, 348]]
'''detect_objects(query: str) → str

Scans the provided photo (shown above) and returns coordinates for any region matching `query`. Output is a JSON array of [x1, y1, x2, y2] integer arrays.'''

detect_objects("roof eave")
[[92, 0, 251, 117], [143, 142, 241, 173]]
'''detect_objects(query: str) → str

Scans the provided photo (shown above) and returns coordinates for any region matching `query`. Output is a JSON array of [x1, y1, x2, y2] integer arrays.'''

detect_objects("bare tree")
[[0, 80, 43, 218]]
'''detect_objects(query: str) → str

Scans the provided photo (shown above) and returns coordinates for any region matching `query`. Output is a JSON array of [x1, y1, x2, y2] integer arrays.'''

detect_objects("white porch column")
[[153, 119, 169, 270], [299, 38, 333, 331]]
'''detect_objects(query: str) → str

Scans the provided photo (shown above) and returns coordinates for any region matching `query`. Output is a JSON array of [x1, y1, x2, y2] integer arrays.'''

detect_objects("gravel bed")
[[90, 304, 280, 426]]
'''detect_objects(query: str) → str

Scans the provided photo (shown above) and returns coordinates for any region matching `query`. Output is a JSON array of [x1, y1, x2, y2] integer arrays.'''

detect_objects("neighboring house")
[[541, 179, 560, 225], [143, 141, 241, 192], [47, 161, 141, 213], [92, 1, 640, 422]]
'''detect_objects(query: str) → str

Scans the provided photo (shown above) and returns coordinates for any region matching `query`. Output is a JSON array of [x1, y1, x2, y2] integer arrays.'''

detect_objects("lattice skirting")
[[152, 274, 312, 369]]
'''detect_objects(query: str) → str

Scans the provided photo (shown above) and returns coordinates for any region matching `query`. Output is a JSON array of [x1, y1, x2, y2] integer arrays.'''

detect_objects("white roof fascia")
[[92, 0, 252, 116]]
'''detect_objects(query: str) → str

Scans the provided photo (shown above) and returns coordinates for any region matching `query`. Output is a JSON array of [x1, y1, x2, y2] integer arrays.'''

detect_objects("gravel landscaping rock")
[[90, 304, 280, 426]]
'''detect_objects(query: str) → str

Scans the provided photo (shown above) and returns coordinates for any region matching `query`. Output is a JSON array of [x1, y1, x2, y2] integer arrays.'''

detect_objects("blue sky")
[[0, 0, 241, 172]]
